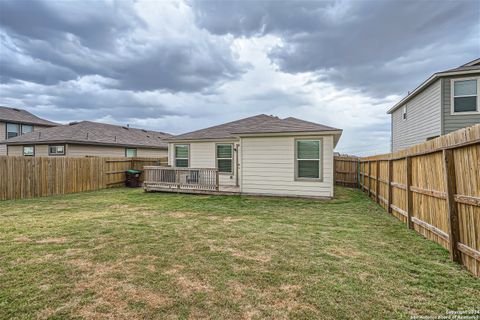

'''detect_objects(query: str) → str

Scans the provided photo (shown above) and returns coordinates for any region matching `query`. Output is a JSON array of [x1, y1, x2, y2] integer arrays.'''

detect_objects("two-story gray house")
[[0, 106, 58, 155], [388, 58, 480, 152]]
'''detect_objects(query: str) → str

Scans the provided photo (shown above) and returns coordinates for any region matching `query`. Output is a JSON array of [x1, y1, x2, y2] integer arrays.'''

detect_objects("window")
[[21, 124, 33, 134], [125, 148, 137, 157], [216, 144, 233, 174], [48, 145, 65, 156], [175, 144, 189, 167], [402, 106, 407, 120], [23, 146, 34, 156], [6, 123, 19, 139], [452, 79, 478, 113], [296, 140, 321, 180]]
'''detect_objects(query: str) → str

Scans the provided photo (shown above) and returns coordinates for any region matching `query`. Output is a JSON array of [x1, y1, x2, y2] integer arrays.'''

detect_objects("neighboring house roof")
[[168, 114, 342, 141], [387, 58, 480, 114], [0, 106, 58, 126], [4, 121, 171, 149]]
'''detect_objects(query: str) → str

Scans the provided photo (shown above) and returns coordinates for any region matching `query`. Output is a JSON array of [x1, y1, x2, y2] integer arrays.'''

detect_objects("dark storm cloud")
[[0, 78, 182, 123], [192, 0, 479, 95], [0, 0, 245, 91]]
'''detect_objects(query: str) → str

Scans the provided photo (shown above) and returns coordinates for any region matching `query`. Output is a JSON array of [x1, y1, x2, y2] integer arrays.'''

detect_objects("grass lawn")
[[0, 187, 479, 319]]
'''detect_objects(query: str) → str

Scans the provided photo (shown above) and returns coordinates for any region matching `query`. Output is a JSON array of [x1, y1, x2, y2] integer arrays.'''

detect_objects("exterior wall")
[[240, 135, 334, 198], [7, 145, 49, 156], [67, 144, 125, 157], [441, 74, 480, 134], [0, 122, 52, 155], [168, 140, 240, 187], [392, 79, 442, 151], [137, 148, 167, 158], [0, 122, 6, 155], [7, 144, 166, 158]]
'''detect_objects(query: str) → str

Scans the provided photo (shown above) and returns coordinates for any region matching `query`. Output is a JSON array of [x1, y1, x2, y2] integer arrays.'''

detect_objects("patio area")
[[143, 166, 241, 195]]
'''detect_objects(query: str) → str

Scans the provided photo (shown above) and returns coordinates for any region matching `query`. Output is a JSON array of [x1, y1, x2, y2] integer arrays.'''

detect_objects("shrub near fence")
[[0, 156, 167, 201], [356, 124, 480, 277]]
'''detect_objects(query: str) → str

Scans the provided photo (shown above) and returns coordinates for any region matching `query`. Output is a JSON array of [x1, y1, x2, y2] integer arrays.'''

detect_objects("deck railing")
[[143, 166, 219, 191]]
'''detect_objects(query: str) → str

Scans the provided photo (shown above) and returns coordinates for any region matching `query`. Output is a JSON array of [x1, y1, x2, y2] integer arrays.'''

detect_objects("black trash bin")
[[125, 169, 142, 188]]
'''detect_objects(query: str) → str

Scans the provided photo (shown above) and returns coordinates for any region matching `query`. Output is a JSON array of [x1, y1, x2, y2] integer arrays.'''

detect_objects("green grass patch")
[[0, 187, 478, 319]]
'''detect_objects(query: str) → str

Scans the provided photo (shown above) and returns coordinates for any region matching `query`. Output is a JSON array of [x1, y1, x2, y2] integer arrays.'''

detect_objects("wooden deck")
[[143, 166, 240, 195]]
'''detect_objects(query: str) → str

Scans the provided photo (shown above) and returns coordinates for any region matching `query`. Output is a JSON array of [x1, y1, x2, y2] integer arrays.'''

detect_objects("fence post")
[[368, 160, 372, 197], [333, 156, 336, 186], [443, 149, 461, 263], [375, 160, 380, 204], [356, 159, 360, 189], [215, 170, 219, 191], [387, 160, 393, 214], [406, 156, 413, 229]]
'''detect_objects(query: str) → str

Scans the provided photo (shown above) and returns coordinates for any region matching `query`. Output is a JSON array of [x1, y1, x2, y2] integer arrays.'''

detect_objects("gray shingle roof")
[[169, 114, 341, 140], [4, 121, 171, 149], [0, 106, 58, 126]]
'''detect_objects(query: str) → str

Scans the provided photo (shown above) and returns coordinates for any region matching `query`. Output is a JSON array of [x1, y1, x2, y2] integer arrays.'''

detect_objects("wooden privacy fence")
[[0, 156, 167, 201], [334, 155, 359, 187], [357, 124, 480, 277]]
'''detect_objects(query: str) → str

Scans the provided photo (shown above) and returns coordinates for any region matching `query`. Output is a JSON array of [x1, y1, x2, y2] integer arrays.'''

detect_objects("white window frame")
[[294, 138, 323, 182], [216, 143, 233, 175], [402, 106, 407, 120], [23, 146, 35, 156], [48, 144, 65, 156], [21, 124, 33, 134], [6, 123, 20, 139], [450, 77, 480, 115], [125, 148, 137, 157], [174, 144, 190, 168]]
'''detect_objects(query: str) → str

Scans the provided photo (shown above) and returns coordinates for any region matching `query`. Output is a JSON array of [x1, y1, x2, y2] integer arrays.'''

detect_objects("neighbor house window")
[[21, 124, 33, 134], [23, 146, 34, 156], [175, 144, 189, 167], [452, 78, 478, 113], [48, 145, 65, 156], [6, 123, 19, 139], [216, 144, 233, 174], [402, 106, 407, 120], [125, 148, 137, 157], [296, 140, 322, 180]]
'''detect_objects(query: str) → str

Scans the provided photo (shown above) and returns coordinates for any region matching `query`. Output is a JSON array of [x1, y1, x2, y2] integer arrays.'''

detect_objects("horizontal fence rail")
[[355, 124, 480, 277], [0, 156, 167, 201], [143, 166, 219, 192]]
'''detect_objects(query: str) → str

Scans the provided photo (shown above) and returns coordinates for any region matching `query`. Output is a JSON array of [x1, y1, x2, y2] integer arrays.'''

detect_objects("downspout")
[[235, 142, 239, 187]]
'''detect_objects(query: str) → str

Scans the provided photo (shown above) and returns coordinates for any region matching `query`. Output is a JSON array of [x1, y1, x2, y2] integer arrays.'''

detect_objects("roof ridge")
[[171, 114, 275, 138]]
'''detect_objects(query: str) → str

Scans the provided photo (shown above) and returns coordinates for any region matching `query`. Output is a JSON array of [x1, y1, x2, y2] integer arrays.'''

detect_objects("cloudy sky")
[[0, 0, 478, 155]]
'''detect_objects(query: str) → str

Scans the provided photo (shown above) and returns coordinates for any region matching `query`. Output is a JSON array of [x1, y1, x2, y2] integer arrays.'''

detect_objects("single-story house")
[[0, 106, 58, 155], [159, 114, 342, 198], [3, 121, 171, 157]]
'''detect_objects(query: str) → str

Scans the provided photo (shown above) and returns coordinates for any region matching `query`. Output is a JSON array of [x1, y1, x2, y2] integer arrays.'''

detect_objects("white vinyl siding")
[[241, 135, 334, 198], [392, 79, 442, 151], [168, 141, 238, 186]]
